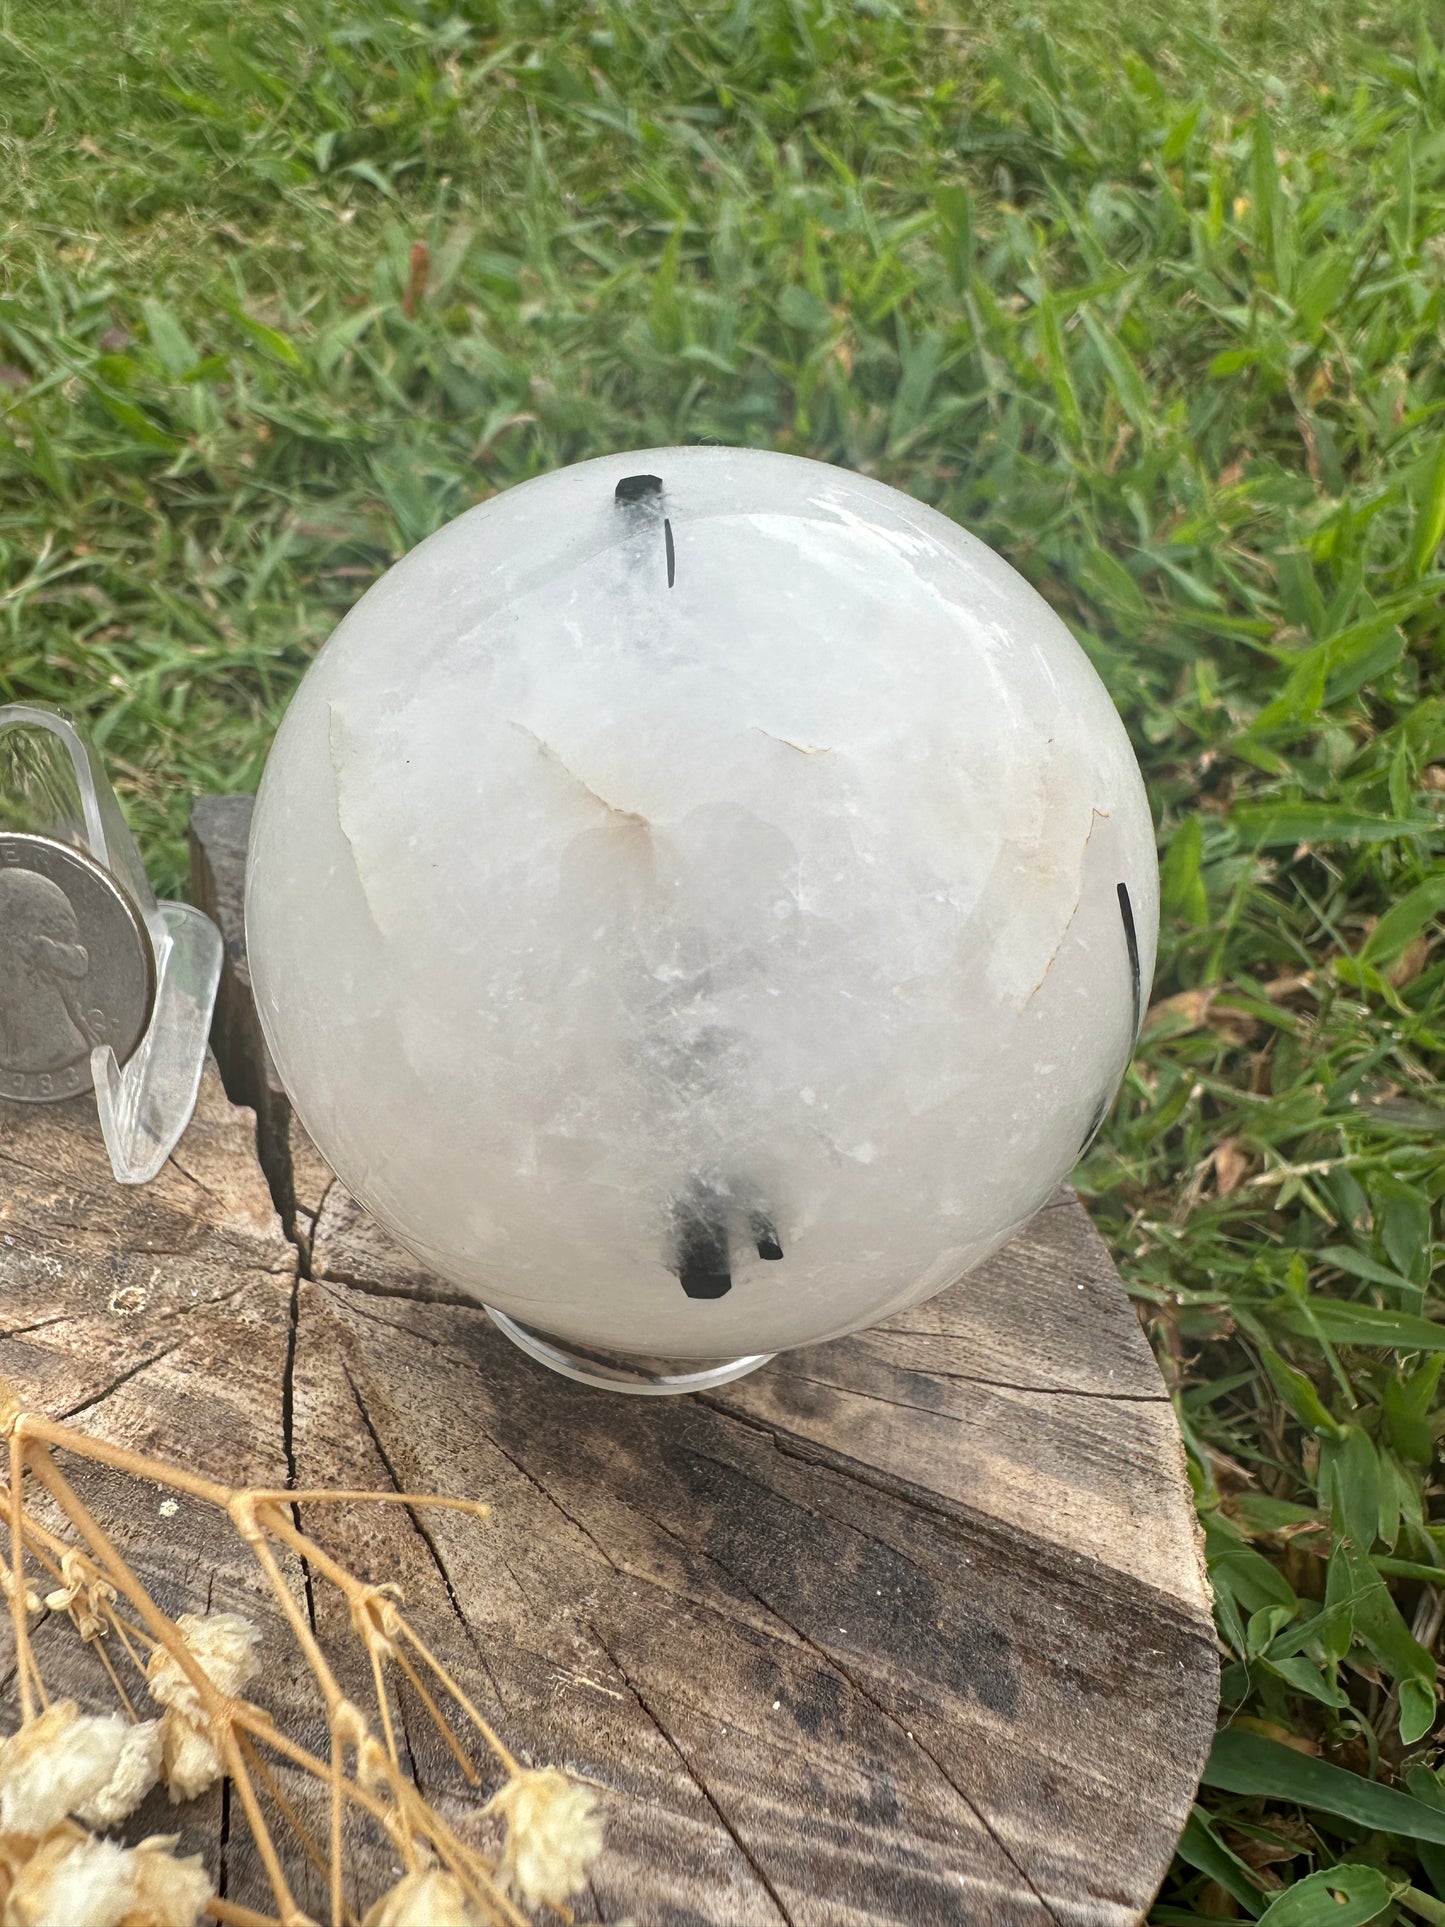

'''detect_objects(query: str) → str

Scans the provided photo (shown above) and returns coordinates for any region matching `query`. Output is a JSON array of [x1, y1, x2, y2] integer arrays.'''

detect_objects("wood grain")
[[0, 800, 1217, 1927]]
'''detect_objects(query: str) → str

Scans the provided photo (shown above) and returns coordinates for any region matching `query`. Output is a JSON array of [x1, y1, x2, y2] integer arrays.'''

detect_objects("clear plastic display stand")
[[0, 703, 221, 1184]]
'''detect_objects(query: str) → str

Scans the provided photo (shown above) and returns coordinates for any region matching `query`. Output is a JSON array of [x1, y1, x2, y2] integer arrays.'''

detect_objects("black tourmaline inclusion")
[[676, 1211, 733, 1299]]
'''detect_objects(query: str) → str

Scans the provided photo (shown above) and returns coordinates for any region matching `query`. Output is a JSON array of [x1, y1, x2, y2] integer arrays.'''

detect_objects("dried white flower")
[[124, 1834, 213, 1927], [1, 1823, 211, 1927], [4, 1825, 132, 1927], [485, 1768, 603, 1910], [153, 1719, 219, 1808], [145, 1613, 260, 1722], [361, 1867, 481, 1927], [145, 1612, 260, 1804], [0, 1702, 162, 1834], [74, 1722, 165, 1834], [0, 1818, 87, 1911]]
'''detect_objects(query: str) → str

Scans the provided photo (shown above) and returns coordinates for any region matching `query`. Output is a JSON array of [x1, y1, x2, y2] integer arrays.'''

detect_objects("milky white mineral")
[[246, 448, 1157, 1380]]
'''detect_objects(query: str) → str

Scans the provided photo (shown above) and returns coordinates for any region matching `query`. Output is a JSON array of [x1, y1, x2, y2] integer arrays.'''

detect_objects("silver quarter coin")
[[0, 832, 155, 1104]]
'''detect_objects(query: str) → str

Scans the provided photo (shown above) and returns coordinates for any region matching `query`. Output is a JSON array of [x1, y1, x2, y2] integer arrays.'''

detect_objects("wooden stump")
[[0, 798, 1218, 1927]]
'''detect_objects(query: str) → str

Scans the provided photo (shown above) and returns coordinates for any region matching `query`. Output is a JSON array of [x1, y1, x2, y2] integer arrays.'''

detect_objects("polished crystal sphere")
[[246, 448, 1157, 1367]]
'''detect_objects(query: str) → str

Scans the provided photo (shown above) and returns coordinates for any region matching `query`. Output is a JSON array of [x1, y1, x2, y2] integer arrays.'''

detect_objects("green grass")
[[3, 0, 1445, 1915]]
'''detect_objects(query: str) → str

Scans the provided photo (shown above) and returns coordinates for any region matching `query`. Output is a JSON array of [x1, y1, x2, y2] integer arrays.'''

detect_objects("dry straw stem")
[[0, 1382, 607, 1927]]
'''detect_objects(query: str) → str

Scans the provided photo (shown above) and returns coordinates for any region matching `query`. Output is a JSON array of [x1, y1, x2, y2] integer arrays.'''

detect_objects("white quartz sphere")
[[246, 447, 1157, 1359]]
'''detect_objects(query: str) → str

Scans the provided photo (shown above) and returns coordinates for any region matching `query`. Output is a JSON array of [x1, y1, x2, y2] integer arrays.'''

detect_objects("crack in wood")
[[3, 1284, 254, 1343], [0, 1312, 84, 1342], [394, 1676, 425, 1799], [435, 1422, 896, 1684], [467, 1427, 623, 1583], [217, 1774, 232, 1902], [827, 1646, 1069, 1927], [315, 1287, 473, 1357], [57, 1342, 185, 1422], [700, 1398, 1219, 1645], [3, 1223, 287, 1277], [445, 1433, 620, 1626], [313, 1263, 478, 1310], [162, 1151, 226, 1203], [1, 1145, 117, 1188], [611, 1504, 810, 1665], [779, 1363, 1168, 1404], [586, 1621, 797, 1927], [338, 1361, 505, 1710], [671, 1513, 1067, 1927], [281, 1273, 318, 1635], [301, 1175, 337, 1237], [676, 1469, 932, 1620]]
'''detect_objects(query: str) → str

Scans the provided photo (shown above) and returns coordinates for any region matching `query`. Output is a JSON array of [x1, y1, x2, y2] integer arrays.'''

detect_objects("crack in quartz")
[[750, 727, 833, 757], [1022, 806, 1111, 1007], [509, 722, 651, 830], [327, 699, 389, 950]]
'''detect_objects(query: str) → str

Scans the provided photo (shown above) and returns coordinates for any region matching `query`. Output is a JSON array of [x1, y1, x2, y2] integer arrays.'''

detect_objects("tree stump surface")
[[0, 796, 1218, 1927]]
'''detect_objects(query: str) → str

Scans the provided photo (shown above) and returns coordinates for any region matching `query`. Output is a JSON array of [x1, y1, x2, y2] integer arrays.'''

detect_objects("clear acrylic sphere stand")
[[0, 704, 222, 1184], [479, 1307, 775, 1395]]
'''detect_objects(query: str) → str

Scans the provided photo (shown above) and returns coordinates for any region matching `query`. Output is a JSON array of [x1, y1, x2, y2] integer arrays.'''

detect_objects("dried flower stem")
[[254, 1502, 520, 1775], [329, 1724, 346, 1927], [394, 1621, 519, 1779], [389, 1643, 480, 1787], [221, 1721, 312, 1927], [8, 1426, 39, 1720], [11, 1408, 235, 1504], [231, 1498, 348, 1715], [18, 1442, 310, 1926], [0, 1386, 606, 1927], [90, 1630, 141, 1718], [234, 1735, 342, 1912], [211, 1900, 295, 1927]]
